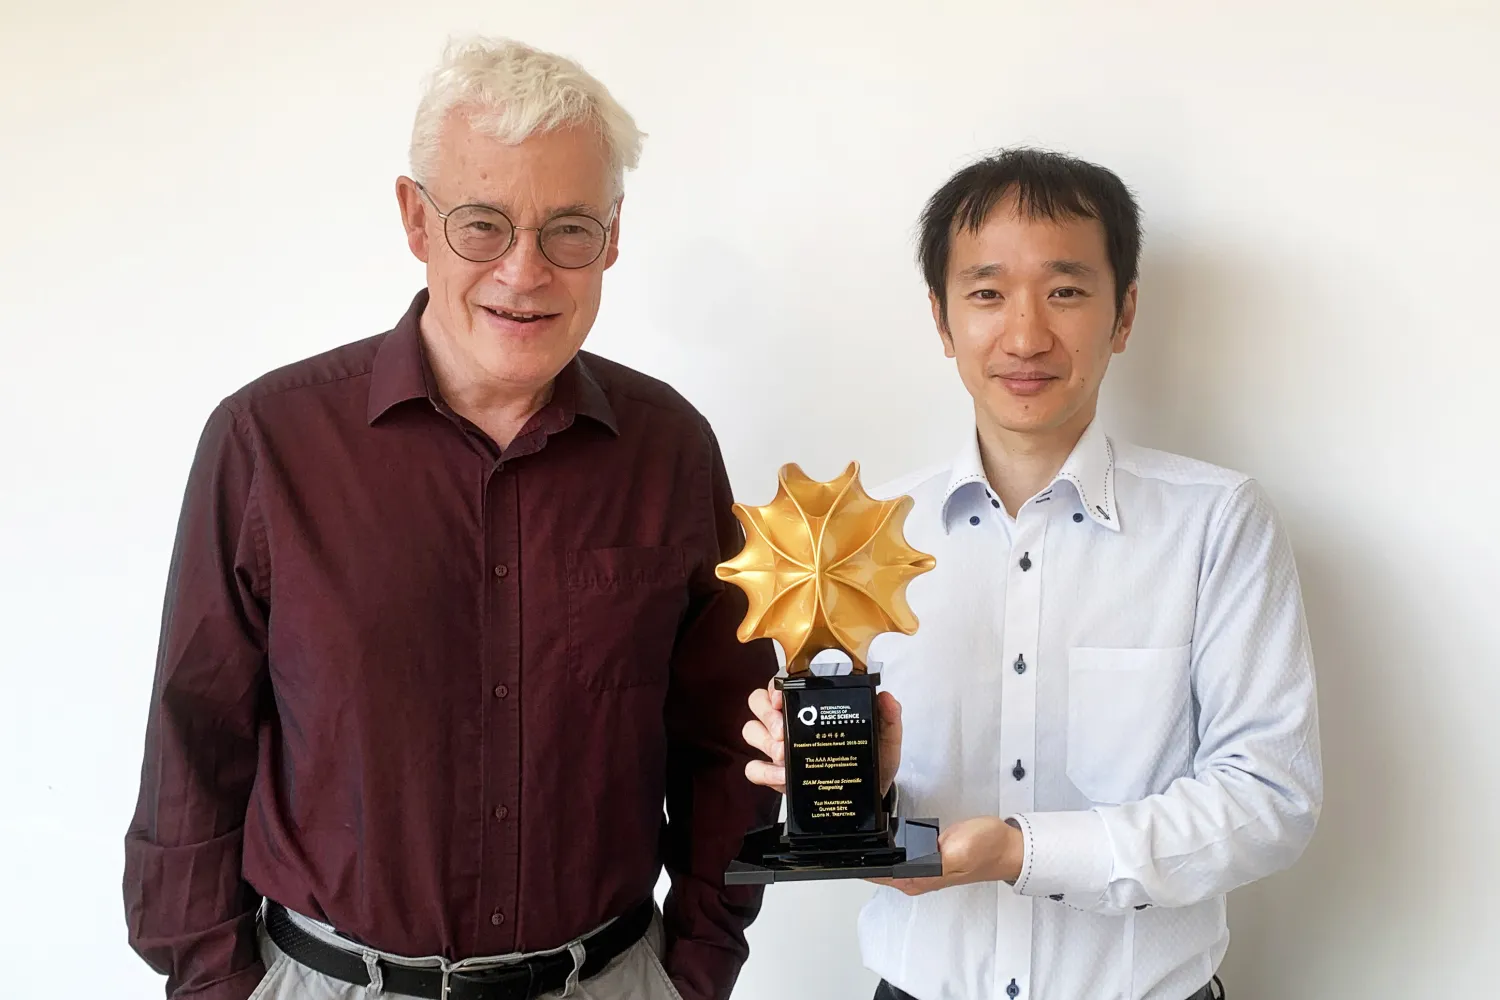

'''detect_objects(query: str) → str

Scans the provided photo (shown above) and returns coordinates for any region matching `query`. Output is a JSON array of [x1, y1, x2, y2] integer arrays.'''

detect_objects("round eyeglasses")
[[415, 182, 616, 269]]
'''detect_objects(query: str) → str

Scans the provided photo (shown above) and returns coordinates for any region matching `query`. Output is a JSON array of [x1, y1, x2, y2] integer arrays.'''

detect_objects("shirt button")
[[494, 684, 509, 698], [491, 911, 505, 926], [494, 805, 509, 820], [1050, 893, 1064, 901], [1012, 759, 1026, 781], [1073, 512, 1085, 523], [991, 498, 1000, 508], [1014, 654, 1027, 675], [1007, 980, 1021, 999], [1019, 552, 1032, 571], [493, 564, 509, 578], [969, 515, 980, 526]]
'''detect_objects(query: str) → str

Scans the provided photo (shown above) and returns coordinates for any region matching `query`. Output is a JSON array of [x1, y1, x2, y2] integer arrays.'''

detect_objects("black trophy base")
[[724, 816, 942, 885]]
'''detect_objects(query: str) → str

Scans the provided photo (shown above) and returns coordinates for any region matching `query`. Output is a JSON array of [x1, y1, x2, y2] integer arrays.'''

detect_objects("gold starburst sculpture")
[[716, 462, 936, 674]]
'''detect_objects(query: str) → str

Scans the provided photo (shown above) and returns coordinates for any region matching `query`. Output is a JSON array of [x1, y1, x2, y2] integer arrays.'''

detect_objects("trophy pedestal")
[[724, 671, 943, 885], [724, 816, 941, 884]]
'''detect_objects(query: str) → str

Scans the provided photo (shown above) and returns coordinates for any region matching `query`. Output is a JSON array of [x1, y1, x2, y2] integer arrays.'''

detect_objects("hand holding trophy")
[[717, 461, 941, 884]]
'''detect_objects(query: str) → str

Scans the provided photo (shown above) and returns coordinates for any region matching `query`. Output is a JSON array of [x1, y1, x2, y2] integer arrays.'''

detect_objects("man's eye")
[[971, 289, 1001, 300], [1052, 287, 1085, 299]]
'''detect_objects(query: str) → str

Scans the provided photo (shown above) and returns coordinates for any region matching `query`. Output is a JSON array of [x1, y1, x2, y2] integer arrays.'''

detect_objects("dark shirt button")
[[1007, 980, 1020, 999], [991, 498, 1001, 508], [494, 805, 509, 820], [1135, 903, 1152, 910], [493, 564, 508, 578], [493, 684, 509, 698], [1049, 894, 1064, 901], [1012, 760, 1026, 781], [491, 911, 505, 926], [969, 515, 981, 526], [1019, 552, 1032, 571], [1073, 512, 1084, 523], [1014, 654, 1027, 675]]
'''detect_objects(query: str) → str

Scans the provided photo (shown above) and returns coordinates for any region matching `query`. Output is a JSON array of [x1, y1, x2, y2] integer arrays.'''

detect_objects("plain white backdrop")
[[3, 1, 1498, 997]]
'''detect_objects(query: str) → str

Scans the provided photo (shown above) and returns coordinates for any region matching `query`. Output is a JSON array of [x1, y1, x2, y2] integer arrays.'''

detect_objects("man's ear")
[[931, 291, 956, 359], [395, 176, 431, 264], [603, 196, 623, 270], [1112, 281, 1138, 354]]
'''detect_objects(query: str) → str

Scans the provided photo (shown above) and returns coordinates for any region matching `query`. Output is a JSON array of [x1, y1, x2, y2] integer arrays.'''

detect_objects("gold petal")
[[818, 576, 890, 669], [780, 461, 857, 522], [760, 575, 820, 665], [737, 482, 815, 568]]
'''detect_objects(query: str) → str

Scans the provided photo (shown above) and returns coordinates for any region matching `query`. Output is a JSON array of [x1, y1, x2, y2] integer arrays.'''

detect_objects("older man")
[[124, 37, 778, 1000]]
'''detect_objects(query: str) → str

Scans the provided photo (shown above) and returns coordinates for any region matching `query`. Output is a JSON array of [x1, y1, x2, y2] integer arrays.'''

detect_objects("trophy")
[[717, 462, 941, 883]]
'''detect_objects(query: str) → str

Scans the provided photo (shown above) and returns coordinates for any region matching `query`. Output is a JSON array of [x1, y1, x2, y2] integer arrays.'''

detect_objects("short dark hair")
[[917, 147, 1143, 323]]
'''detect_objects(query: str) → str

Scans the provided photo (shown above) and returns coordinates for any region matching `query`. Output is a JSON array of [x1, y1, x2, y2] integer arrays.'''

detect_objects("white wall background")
[[3, 1, 1497, 997]]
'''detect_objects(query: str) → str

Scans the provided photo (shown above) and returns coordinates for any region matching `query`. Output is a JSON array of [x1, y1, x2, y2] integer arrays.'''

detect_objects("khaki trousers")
[[248, 905, 683, 1000]]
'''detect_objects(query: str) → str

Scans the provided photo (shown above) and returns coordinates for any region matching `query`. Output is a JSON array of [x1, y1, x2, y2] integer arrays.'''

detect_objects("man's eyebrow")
[[546, 203, 603, 219], [958, 262, 1006, 280], [1046, 259, 1098, 278], [456, 198, 606, 220]]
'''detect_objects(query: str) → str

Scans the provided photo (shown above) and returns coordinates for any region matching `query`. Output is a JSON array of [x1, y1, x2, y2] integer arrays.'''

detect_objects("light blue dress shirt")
[[858, 420, 1322, 1000]]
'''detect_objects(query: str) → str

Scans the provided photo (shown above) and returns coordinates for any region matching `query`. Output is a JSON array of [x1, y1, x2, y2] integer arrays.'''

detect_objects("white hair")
[[409, 36, 644, 197]]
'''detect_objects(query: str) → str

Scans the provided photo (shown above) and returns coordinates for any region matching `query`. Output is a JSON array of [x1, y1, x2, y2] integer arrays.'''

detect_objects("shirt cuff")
[[1009, 810, 1113, 901]]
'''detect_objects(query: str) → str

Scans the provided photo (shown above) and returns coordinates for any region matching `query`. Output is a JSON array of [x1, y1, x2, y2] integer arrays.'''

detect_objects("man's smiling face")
[[400, 112, 620, 395], [935, 192, 1136, 441]]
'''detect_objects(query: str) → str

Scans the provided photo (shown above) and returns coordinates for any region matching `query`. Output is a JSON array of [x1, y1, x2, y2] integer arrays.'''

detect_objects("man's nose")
[[490, 230, 551, 291], [998, 294, 1051, 358]]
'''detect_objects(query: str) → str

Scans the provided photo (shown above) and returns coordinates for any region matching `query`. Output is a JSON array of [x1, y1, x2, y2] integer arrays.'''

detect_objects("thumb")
[[878, 691, 903, 731]]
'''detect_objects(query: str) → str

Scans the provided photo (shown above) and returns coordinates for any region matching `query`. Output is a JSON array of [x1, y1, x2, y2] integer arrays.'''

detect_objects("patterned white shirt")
[[857, 420, 1322, 1000]]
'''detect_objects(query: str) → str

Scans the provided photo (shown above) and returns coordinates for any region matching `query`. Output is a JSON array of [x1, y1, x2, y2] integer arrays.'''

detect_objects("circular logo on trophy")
[[797, 706, 819, 727]]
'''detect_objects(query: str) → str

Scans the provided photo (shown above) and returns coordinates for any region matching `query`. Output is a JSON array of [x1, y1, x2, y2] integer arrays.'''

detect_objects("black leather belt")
[[264, 898, 653, 1000]]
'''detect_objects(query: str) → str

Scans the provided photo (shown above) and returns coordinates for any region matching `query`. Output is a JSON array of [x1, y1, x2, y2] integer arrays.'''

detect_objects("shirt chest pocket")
[[1066, 644, 1194, 805], [566, 546, 688, 691]]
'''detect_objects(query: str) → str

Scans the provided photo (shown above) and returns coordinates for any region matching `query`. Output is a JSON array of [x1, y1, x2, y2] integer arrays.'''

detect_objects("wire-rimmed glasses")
[[415, 182, 615, 269]]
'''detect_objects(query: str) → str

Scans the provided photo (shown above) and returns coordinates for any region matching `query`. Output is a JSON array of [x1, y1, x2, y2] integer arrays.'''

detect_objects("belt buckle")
[[444, 960, 535, 1000]]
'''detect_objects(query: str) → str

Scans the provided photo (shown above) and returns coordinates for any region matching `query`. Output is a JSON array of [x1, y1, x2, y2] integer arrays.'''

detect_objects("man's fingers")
[[741, 719, 784, 764], [866, 876, 938, 897], [748, 685, 785, 739], [744, 758, 786, 793], [742, 719, 772, 758]]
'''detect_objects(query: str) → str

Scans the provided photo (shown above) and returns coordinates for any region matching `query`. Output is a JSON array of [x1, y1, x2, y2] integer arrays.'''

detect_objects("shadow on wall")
[[1106, 242, 1422, 998]]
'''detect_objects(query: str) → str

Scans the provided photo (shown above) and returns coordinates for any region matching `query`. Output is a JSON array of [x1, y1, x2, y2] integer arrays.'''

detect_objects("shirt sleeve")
[[659, 424, 781, 1000], [1011, 480, 1323, 913], [124, 402, 270, 1000]]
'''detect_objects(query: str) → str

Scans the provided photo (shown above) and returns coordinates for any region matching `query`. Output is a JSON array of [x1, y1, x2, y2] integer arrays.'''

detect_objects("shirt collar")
[[939, 419, 1119, 533], [549, 351, 619, 436], [367, 288, 618, 436], [367, 289, 431, 424]]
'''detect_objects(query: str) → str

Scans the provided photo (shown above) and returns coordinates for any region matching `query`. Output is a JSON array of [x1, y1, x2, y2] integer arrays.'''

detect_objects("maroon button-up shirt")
[[124, 290, 780, 1000]]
